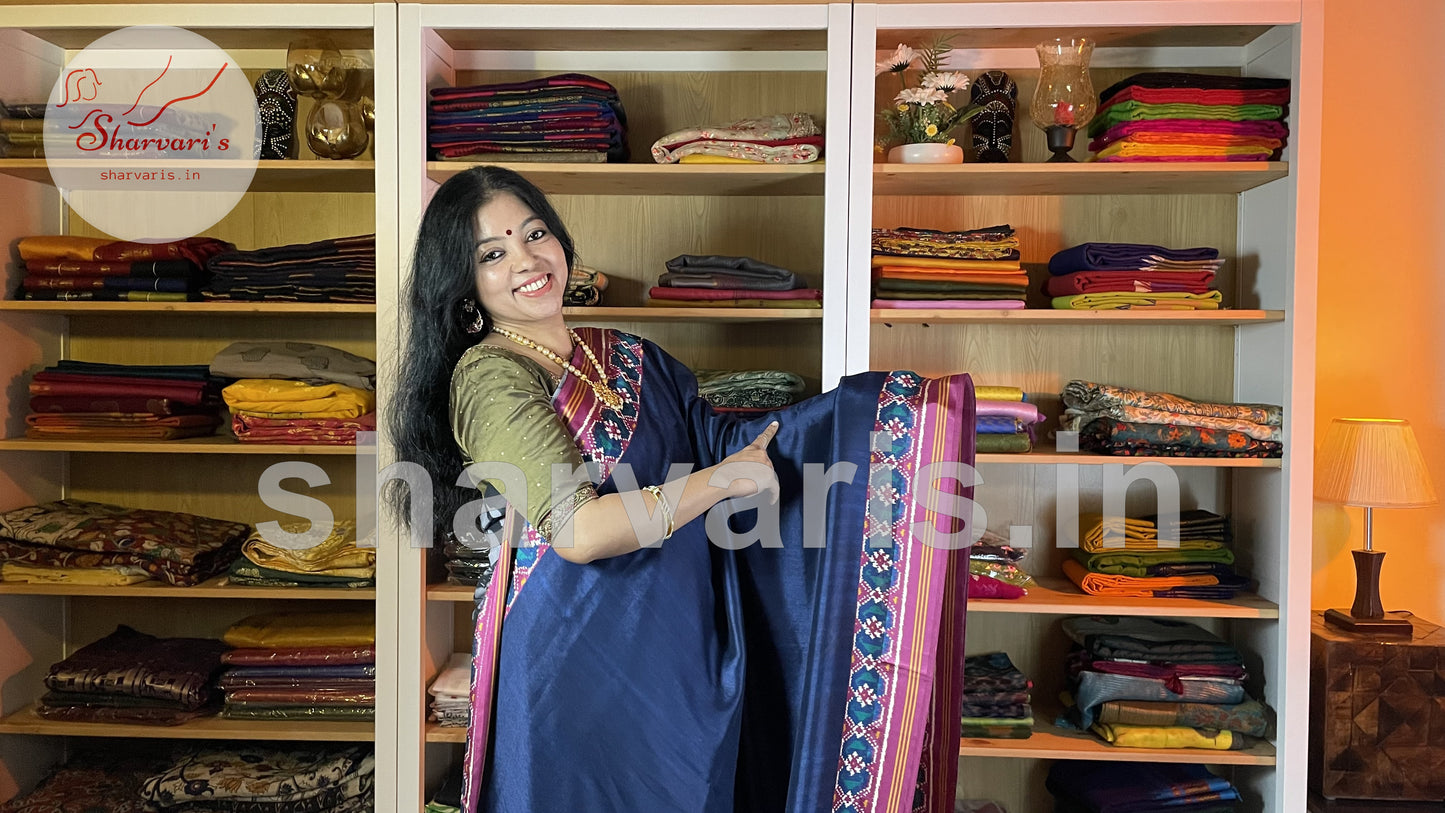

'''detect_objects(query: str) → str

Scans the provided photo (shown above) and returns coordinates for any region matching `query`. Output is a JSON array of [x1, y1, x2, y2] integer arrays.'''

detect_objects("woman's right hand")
[[715, 421, 780, 501]]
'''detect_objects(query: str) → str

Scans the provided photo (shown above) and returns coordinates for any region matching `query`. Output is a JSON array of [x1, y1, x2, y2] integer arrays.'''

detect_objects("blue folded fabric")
[[1048, 242, 1220, 275], [1047, 761, 1239, 813], [976, 415, 1023, 434]]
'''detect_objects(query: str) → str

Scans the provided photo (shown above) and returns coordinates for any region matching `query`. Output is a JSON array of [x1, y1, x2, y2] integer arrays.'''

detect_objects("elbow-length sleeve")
[[449, 347, 598, 540]]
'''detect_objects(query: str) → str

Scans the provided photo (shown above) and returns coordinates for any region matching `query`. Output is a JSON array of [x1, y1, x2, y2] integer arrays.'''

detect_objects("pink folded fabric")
[[648, 287, 821, 302], [1090, 119, 1289, 151], [968, 573, 1026, 600], [1045, 270, 1215, 296], [871, 299, 1026, 310], [1099, 85, 1291, 109], [976, 399, 1043, 424]]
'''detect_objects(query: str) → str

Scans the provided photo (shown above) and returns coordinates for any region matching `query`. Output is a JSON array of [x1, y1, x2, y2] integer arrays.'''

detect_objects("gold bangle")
[[642, 485, 675, 541]]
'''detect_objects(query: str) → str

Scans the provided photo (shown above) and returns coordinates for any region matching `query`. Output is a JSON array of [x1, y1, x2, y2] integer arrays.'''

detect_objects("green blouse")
[[449, 343, 598, 540]]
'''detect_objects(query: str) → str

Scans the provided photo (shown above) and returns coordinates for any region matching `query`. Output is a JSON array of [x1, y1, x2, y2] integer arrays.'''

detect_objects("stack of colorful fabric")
[[227, 520, 375, 589], [695, 369, 805, 413], [974, 384, 1041, 453], [969, 528, 1031, 599], [1061, 380, 1283, 458], [428, 653, 472, 728], [211, 340, 376, 445], [203, 234, 375, 302], [1060, 616, 1270, 752], [870, 225, 1026, 309], [651, 113, 823, 164], [960, 652, 1033, 739], [0, 101, 46, 158], [442, 530, 496, 588], [1047, 761, 1242, 813], [36, 625, 227, 725], [1088, 71, 1291, 163], [428, 73, 627, 162], [565, 264, 610, 305], [26, 360, 224, 441], [140, 745, 375, 812], [219, 611, 376, 722], [0, 499, 248, 587], [0, 746, 183, 812], [648, 254, 821, 309], [1046, 242, 1226, 310], [1063, 511, 1248, 599], [15, 235, 232, 302]]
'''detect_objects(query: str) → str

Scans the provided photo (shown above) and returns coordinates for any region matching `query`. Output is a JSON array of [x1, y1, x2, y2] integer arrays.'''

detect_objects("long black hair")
[[389, 166, 576, 543]]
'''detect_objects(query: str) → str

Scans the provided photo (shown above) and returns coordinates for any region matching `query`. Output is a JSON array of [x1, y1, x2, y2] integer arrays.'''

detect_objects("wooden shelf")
[[0, 160, 375, 193], [880, 25, 1273, 51], [0, 301, 375, 316], [972, 577, 1277, 619], [959, 715, 1275, 765], [0, 703, 374, 741], [428, 583, 476, 603], [436, 27, 826, 52], [426, 162, 825, 196], [976, 449, 1282, 468], [0, 437, 368, 455], [425, 722, 467, 743], [0, 573, 374, 600], [564, 306, 822, 323], [872, 163, 1289, 197], [872, 309, 1284, 326]]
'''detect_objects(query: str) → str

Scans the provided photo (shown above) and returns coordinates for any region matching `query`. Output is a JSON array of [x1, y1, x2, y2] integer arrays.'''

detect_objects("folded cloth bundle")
[[1075, 417, 1283, 458], [1045, 269, 1216, 296], [140, 745, 375, 810], [1076, 510, 1228, 552], [873, 299, 1027, 311], [1062, 381, 1280, 426], [240, 519, 376, 581], [428, 73, 628, 162], [224, 610, 376, 649], [565, 263, 609, 305], [959, 652, 1034, 738], [1064, 616, 1245, 665], [1088, 72, 1291, 164], [1062, 401, 1280, 443], [219, 613, 376, 722], [661, 254, 803, 290], [0, 747, 182, 813], [222, 379, 375, 420], [26, 360, 224, 439], [15, 235, 232, 302], [204, 234, 375, 302], [231, 411, 376, 445], [429, 652, 472, 726], [651, 113, 823, 164], [1048, 242, 1221, 274], [872, 225, 1025, 307], [694, 369, 805, 410], [210, 341, 376, 390], [1047, 760, 1241, 813], [38, 625, 228, 725], [1089, 118, 1288, 152], [1052, 291, 1222, 310], [1063, 558, 1240, 599], [0, 499, 248, 586], [872, 225, 1019, 261]]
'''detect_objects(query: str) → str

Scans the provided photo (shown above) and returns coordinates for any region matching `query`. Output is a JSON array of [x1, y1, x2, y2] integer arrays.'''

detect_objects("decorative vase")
[[887, 142, 964, 164], [1029, 38, 1096, 163], [306, 99, 369, 159]]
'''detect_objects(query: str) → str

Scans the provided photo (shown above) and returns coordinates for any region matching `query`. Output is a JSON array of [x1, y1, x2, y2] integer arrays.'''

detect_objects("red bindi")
[[505, 229, 512, 235]]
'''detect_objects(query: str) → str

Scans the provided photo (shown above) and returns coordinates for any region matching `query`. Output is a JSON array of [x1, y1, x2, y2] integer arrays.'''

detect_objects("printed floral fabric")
[[44, 625, 228, 708], [0, 749, 174, 813], [1096, 697, 1269, 737], [1077, 418, 1283, 458], [1061, 380, 1281, 426], [871, 226, 1020, 261], [650, 113, 821, 164], [140, 746, 372, 808]]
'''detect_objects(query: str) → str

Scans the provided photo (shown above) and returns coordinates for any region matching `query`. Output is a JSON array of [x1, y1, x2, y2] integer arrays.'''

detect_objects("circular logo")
[[44, 26, 261, 243]]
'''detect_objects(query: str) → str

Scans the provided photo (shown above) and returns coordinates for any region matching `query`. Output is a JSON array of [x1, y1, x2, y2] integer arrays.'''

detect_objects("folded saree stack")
[[1061, 380, 1283, 458], [203, 233, 375, 302], [227, 520, 376, 588], [1063, 510, 1249, 599], [1059, 616, 1270, 752], [0, 499, 249, 586], [648, 253, 821, 308], [428, 652, 471, 727], [212, 340, 377, 445], [0, 101, 46, 158], [13, 235, 232, 302], [969, 529, 1032, 599], [960, 652, 1034, 738], [564, 263, 609, 306], [694, 368, 806, 412], [139, 744, 376, 812], [870, 225, 1027, 309], [1048, 761, 1243, 813], [1088, 72, 1291, 163], [650, 113, 823, 164], [0, 745, 183, 812], [36, 625, 228, 725], [974, 384, 1039, 453], [428, 73, 627, 162], [25, 360, 225, 440], [1046, 242, 1225, 310], [219, 611, 377, 722], [442, 529, 495, 588]]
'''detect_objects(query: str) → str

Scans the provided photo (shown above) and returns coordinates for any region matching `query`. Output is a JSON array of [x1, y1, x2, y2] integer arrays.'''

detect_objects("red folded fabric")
[[28, 395, 203, 416], [1099, 85, 1291, 110], [648, 287, 822, 302], [1045, 270, 1215, 296], [92, 236, 234, 267], [231, 412, 375, 445], [968, 573, 1026, 600]]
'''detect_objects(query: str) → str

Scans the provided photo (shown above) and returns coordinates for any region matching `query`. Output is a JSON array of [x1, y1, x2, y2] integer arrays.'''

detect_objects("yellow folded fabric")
[[223, 610, 375, 648], [1091, 722, 1239, 750], [222, 379, 375, 419], [17, 235, 113, 262], [1062, 558, 1217, 597], [1054, 291, 1222, 310], [870, 256, 1022, 272], [1096, 142, 1274, 160], [975, 386, 1023, 402], [242, 519, 375, 578], [0, 562, 150, 586], [1079, 513, 1226, 553]]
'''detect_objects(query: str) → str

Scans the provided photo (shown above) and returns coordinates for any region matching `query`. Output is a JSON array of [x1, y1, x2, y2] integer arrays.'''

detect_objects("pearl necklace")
[[490, 326, 623, 410]]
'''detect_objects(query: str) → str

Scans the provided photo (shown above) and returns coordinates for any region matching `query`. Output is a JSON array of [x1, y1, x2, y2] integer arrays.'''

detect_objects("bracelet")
[[642, 485, 675, 541]]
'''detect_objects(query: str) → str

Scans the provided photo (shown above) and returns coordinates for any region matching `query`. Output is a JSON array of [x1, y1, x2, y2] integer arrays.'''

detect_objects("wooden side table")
[[1309, 611, 1445, 801]]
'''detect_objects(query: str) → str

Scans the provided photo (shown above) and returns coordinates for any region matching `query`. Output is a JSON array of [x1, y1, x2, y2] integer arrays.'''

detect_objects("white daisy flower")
[[922, 71, 970, 94], [876, 44, 917, 75]]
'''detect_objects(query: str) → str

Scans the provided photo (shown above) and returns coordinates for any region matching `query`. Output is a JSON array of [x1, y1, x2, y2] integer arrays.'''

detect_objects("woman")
[[392, 166, 977, 813]]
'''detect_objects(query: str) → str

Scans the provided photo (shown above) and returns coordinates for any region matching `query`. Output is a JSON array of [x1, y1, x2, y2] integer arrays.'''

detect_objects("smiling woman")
[[390, 165, 980, 813]]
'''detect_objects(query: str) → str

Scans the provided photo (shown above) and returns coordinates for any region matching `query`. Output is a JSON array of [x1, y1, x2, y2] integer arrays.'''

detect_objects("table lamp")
[[1315, 417, 1437, 635]]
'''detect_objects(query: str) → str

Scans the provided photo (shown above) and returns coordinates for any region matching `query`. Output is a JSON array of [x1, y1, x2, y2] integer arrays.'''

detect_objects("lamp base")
[[1323, 608, 1414, 636]]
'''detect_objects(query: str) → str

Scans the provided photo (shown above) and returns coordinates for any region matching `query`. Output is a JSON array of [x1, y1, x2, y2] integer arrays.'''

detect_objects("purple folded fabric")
[[871, 299, 1026, 310], [1089, 118, 1290, 151], [1048, 243, 1219, 275], [976, 399, 1043, 424]]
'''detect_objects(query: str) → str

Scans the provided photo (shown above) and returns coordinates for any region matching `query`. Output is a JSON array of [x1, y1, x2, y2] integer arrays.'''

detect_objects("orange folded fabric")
[[870, 256, 1022, 272], [876, 268, 1031, 285], [17, 236, 114, 262], [1062, 558, 1217, 597], [1101, 132, 1284, 149]]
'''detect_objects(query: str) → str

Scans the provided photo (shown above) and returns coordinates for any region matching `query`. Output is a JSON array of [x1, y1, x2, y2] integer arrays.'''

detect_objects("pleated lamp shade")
[[1315, 418, 1438, 507]]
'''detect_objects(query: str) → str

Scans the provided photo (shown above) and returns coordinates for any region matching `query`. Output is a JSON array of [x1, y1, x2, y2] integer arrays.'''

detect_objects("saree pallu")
[[464, 328, 975, 813]]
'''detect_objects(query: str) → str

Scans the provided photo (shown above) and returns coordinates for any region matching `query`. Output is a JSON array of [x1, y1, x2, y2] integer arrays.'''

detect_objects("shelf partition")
[[0, 302, 377, 316], [0, 160, 376, 194], [870, 309, 1285, 326], [0, 437, 369, 456], [0, 703, 375, 742], [0, 575, 375, 601], [426, 162, 826, 197], [871, 163, 1290, 197]]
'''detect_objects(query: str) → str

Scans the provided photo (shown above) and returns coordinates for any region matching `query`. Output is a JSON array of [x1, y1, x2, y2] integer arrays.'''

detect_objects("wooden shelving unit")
[[0, 704, 374, 742]]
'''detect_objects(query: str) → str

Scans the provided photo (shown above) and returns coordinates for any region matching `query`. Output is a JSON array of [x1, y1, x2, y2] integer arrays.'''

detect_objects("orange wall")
[[1314, 0, 1445, 623]]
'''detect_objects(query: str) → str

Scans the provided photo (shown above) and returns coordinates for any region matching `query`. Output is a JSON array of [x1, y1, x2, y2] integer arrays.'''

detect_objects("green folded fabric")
[[1073, 546, 1235, 574], [227, 557, 375, 588], [1089, 101, 1286, 136], [976, 433, 1032, 454]]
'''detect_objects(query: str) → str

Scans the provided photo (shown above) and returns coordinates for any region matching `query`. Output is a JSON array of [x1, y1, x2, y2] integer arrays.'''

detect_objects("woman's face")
[[471, 192, 567, 331]]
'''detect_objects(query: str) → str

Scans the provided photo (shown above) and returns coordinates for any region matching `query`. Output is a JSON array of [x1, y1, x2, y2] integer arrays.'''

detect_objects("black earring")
[[461, 299, 486, 334]]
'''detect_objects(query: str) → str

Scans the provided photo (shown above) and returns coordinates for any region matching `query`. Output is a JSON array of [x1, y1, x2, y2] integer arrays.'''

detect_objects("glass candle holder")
[[1029, 38, 1096, 163]]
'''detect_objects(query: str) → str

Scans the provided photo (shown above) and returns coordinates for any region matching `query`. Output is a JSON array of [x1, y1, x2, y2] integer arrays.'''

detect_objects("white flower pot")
[[888, 143, 964, 164]]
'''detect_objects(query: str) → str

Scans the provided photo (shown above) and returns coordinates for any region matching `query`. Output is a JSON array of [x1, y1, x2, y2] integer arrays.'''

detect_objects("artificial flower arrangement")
[[876, 38, 982, 151]]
